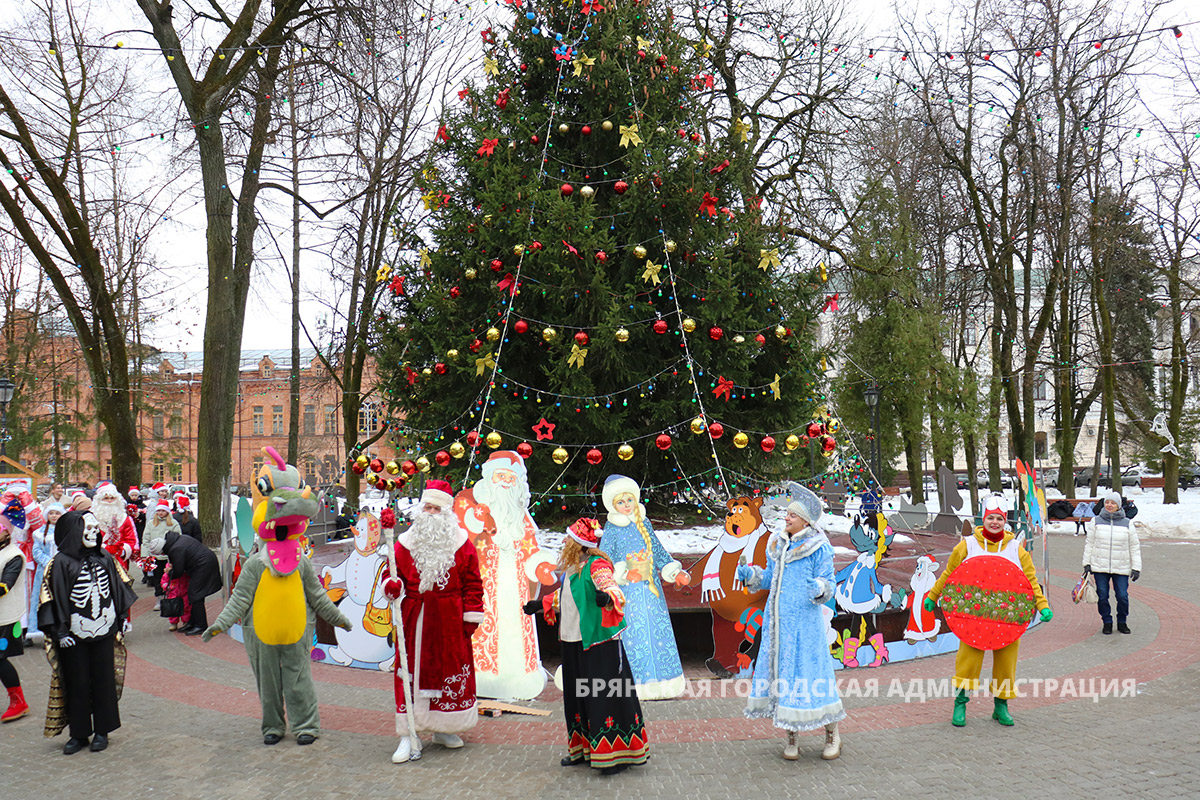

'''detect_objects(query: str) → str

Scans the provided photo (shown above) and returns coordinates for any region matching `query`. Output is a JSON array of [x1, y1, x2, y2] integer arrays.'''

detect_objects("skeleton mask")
[[82, 512, 101, 549]]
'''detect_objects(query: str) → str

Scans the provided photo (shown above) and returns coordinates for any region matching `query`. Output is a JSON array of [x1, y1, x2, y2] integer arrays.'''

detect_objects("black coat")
[[38, 510, 137, 641], [163, 530, 222, 600], [173, 511, 202, 542]]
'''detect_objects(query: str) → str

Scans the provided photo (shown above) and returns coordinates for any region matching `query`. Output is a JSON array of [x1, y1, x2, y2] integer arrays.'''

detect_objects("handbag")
[[1072, 572, 1098, 604], [159, 597, 185, 618]]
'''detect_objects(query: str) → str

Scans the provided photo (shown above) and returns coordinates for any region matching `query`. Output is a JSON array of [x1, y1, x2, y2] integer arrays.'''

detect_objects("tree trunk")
[[287, 49, 302, 465]]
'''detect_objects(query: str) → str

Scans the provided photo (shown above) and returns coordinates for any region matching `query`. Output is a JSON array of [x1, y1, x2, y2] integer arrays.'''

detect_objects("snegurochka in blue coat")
[[737, 487, 845, 762], [600, 475, 689, 700]]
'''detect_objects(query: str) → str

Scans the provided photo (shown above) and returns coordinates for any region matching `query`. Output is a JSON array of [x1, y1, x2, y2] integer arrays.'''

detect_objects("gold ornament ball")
[[542, 326, 558, 342], [513, 244, 525, 255], [558, 122, 570, 134], [552, 447, 569, 464], [421, 367, 432, 376], [733, 334, 745, 344], [385, 460, 400, 475], [682, 318, 697, 333], [601, 120, 613, 131], [485, 431, 503, 449], [486, 327, 501, 342], [415, 456, 431, 473], [664, 239, 677, 252], [633, 245, 648, 259], [617, 444, 634, 461], [355, 454, 369, 468], [449, 441, 466, 458], [447, 348, 459, 359], [580, 185, 595, 199], [821, 447, 834, 458], [774, 325, 787, 340], [615, 327, 630, 343], [656, 126, 666, 134], [828, 418, 841, 434], [385, 478, 397, 493], [785, 435, 800, 451], [690, 416, 706, 435], [465, 267, 477, 280], [733, 431, 749, 449]]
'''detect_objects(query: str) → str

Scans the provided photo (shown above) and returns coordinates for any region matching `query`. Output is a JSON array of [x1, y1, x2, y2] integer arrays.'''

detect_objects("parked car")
[[955, 474, 970, 490], [1041, 468, 1059, 488], [975, 469, 1016, 490], [1179, 466, 1200, 489]]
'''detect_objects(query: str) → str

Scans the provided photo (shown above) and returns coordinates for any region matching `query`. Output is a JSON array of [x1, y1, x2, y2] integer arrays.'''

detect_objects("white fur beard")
[[409, 511, 459, 592], [91, 501, 126, 533], [477, 482, 528, 534]]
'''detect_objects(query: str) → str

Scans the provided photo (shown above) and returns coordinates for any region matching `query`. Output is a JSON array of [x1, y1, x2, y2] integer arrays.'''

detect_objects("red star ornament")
[[531, 417, 556, 441]]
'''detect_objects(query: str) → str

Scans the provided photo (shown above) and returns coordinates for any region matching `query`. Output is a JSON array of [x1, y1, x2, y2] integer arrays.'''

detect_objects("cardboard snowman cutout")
[[320, 512, 394, 670]]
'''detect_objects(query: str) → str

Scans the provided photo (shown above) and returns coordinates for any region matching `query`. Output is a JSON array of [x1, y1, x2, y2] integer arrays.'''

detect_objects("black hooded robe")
[[38, 510, 137, 740]]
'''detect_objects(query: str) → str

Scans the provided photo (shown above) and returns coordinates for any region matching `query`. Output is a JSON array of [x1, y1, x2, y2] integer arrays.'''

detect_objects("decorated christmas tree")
[[379, 0, 823, 513]]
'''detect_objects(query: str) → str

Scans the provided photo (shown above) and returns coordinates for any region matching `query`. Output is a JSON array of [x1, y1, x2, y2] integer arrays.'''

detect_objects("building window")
[[324, 405, 336, 435], [303, 405, 316, 436], [253, 406, 264, 435], [171, 459, 183, 482], [103, 459, 112, 480], [272, 405, 284, 435], [1035, 432, 1047, 459], [357, 403, 376, 434], [303, 457, 317, 485], [1033, 379, 1048, 401], [251, 458, 263, 479], [152, 414, 164, 438], [170, 417, 183, 438], [152, 462, 165, 482], [964, 324, 977, 347]]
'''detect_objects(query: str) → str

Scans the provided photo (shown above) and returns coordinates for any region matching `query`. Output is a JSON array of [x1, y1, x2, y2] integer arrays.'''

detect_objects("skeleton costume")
[[37, 510, 137, 751]]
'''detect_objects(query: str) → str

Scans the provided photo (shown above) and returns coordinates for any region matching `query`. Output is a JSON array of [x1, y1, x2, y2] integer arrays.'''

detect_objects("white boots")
[[393, 733, 464, 763], [821, 724, 841, 760], [432, 732, 464, 749], [391, 737, 413, 763], [783, 731, 799, 760]]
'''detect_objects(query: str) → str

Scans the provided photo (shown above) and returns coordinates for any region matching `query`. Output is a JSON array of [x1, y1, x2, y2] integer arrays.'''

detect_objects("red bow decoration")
[[436, 125, 449, 143], [405, 366, 419, 386], [699, 192, 719, 218], [709, 159, 729, 174], [496, 88, 510, 110], [478, 138, 499, 157], [481, 27, 496, 44], [381, 508, 396, 529], [457, 87, 470, 100], [555, 46, 574, 62], [497, 273, 518, 296], [562, 239, 581, 259], [691, 74, 714, 90], [823, 292, 839, 312], [580, 1, 604, 13], [389, 274, 406, 296], [712, 375, 734, 401]]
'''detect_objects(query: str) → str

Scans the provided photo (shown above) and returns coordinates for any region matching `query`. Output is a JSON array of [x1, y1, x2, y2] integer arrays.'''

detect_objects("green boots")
[[952, 689, 968, 727], [992, 698, 1014, 726]]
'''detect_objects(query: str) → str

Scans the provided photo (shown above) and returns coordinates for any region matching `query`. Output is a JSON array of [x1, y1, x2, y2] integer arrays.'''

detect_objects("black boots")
[[1102, 623, 1113, 635], [1117, 623, 1131, 634]]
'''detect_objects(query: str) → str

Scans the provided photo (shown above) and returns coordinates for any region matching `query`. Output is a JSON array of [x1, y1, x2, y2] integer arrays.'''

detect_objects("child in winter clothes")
[[1083, 491, 1141, 635], [27, 503, 63, 640], [142, 502, 181, 614], [149, 537, 190, 631]]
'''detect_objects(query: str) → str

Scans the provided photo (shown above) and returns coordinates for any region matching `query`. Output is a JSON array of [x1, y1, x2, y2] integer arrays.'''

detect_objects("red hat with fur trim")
[[567, 517, 602, 548], [420, 479, 454, 510]]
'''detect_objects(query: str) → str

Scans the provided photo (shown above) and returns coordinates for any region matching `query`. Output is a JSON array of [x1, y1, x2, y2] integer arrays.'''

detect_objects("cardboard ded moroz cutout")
[[319, 512, 394, 670], [453, 451, 555, 700]]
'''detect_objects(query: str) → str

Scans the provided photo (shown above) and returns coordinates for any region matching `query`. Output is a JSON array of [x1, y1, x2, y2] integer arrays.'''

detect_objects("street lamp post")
[[0, 377, 14, 459], [863, 382, 881, 482]]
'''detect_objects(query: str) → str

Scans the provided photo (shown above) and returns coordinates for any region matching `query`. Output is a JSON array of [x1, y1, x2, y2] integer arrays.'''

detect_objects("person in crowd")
[[38, 511, 137, 753], [737, 486, 845, 761], [525, 517, 648, 775], [127, 486, 147, 551], [25, 503, 63, 641], [69, 491, 90, 512], [380, 480, 484, 763], [1083, 490, 1142, 635], [90, 482, 137, 572], [173, 495, 202, 542], [41, 483, 65, 515], [142, 500, 181, 619], [1091, 495, 1137, 520], [150, 528, 221, 636], [0, 517, 30, 722]]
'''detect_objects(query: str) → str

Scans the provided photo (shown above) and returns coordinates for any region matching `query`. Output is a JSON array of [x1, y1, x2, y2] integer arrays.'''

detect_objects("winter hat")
[[567, 517, 602, 548], [148, 537, 167, 556], [155, 498, 172, 513], [420, 479, 454, 510], [94, 482, 121, 502], [44, 502, 65, 517], [1103, 490, 1123, 505], [482, 450, 528, 480], [176, 495, 190, 509], [787, 485, 824, 525], [128, 486, 140, 497], [982, 493, 1008, 518], [152, 482, 167, 493], [602, 474, 641, 518]]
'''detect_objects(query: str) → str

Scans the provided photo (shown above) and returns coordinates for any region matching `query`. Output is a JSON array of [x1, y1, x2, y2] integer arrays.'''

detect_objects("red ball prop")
[[435, 450, 451, 467], [655, 434, 672, 451], [755, 333, 766, 345], [760, 436, 776, 453], [516, 441, 533, 458], [653, 320, 669, 335], [574, 331, 590, 346], [369, 458, 385, 474], [514, 320, 529, 334], [466, 431, 481, 446], [351, 463, 366, 475], [401, 460, 418, 476], [708, 326, 723, 341], [821, 435, 837, 453], [806, 421, 825, 439], [939, 556, 1037, 651], [586, 448, 603, 465], [581, 125, 592, 135], [708, 422, 725, 439], [449, 286, 460, 298], [561, 183, 574, 197], [434, 362, 447, 375], [613, 180, 629, 195], [490, 258, 503, 272]]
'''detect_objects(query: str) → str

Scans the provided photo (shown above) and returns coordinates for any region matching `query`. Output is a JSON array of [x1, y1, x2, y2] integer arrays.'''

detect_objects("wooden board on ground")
[[477, 700, 552, 718]]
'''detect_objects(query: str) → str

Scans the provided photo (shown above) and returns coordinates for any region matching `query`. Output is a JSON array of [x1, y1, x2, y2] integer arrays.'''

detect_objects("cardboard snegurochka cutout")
[[203, 447, 352, 745], [925, 493, 1052, 727], [687, 495, 771, 678], [319, 512, 395, 670], [600, 475, 689, 699], [453, 451, 555, 700]]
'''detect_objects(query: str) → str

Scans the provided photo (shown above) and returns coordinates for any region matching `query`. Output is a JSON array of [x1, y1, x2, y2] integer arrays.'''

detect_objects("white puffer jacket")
[[1083, 511, 1142, 575]]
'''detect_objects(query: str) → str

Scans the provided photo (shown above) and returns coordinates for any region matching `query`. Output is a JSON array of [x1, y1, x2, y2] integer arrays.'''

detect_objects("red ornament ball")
[[613, 180, 629, 195], [351, 462, 366, 475], [653, 320, 669, 335], [449, 286, 460, 299], [581, 125, 592, 135], [595, 250, 608, 262], [435, 450, 451, 467], [561, 183, 574, 197], [530, 134, 539, 144], [434, 362, 447, 375], [514, 320, 529, 334], [369, 458, 385, 474], [755, 333, 766, 345], [690, 132, 701, 143], [490, 258, 503, 272], [806, 421, 825, 439], [655, 433, 672, 451], [761, 436, 776, 453], [516, 441, 533, 458], [637, 49, 647, 60], [708, 326, 723, 341], [530, 241, 544, 251], [656, 55, 667, 67], [574, 331, 590, 346], [586, 448, 603, 465], [469, 339, 483, 353], [466, 431, 481, 446], [821, 435, 837, 453], [401, 460, 418, 476]]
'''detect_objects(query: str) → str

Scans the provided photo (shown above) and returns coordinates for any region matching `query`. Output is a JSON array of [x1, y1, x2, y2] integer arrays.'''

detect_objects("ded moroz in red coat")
[[392, 526, 485, 734]]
